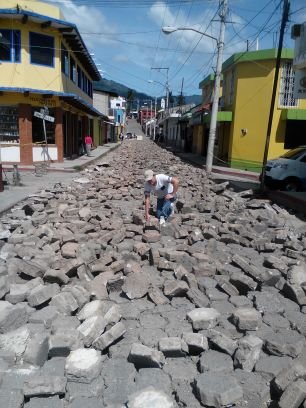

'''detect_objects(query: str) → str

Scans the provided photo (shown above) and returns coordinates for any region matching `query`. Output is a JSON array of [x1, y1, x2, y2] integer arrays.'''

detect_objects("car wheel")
[[283, 178, 301, 192]]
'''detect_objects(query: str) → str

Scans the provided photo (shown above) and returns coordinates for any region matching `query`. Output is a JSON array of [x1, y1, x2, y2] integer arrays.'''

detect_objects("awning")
[[0, 87, 105, 117], [203, 111, 232, 123], [281, 109, 306, 120]]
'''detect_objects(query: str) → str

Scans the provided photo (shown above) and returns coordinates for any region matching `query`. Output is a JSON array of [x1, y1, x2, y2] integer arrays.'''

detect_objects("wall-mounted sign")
[[293, 68, 306, 99]]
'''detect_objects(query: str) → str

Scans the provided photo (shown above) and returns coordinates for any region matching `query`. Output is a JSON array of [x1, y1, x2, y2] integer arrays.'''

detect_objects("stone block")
[[0, 275, 9, 299], [126, 386, 174, 408], [28, 284, 60, 307], [272, 361, 306, 394], [49, 292, 79, 315], [25, 396, 64, 408], [207, 329, 237, 356], [128, 343, 165, 368], [148, 286, 169, 305], [77, 316, 107, 347], [195, 372, 243, 408], [158, 337, 188, 357], [278, 379, 306, 408], [255, 355, 293, 380], [67, 397, 103, 408], [28, 306, 59, 328], [77, 300, 106, 321], [199, 349, 233, 373], [232, 307, 262, 331], [135, 368, 171, 394], [23, 376, 67, 397], [187, 307, 220, 330], [122, 273, 149, 299], [163, 280, 189, 297], [93, 322, 126, 351], [6, 278, 43, 304], [264, 329, 305, 358], [23, 332, 49, 366], [0, 325, 31, 359], [0, 301, 29, 333], [234, 335, 263, 371], [182, 332, 208, 354], [65, 348, 103, 383], [0, 389, 24, 408], [43, 269, 70, 285]]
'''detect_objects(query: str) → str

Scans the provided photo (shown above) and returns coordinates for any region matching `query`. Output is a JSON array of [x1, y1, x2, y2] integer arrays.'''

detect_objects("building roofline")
[[0, 7, 101, 81], [222, 48, 294, 71]]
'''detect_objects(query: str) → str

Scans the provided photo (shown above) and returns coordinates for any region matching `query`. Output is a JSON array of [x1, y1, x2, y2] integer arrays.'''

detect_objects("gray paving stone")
[[255, 355, 293, 380], [0, 389, 24, 408], [195, 372, 243, 408], [187, 308, 220, 330], [199, 349, 234, 373], [65, 348, 103, 383], [278, 378, 306, 408], [23, 375, 67, 397], [232, 307, 262, 331], [126, 386, 175, 408], [0, 301, 29, 333], [28, 306, 59, 328], [67, 397, 103, 408], [234, 335, 263, 371], [93, 322, 126, 351], [135, 368, 172, 395], [28, 284, 60, 307], [25, 396, 64, 408], [128, 343, 165, 368]]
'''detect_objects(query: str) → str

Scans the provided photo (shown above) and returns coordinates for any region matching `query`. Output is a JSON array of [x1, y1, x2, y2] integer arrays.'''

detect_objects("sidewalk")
[[0, 143, 119, 215], [169, 148, 306, 216], [2, 143, 119, 173]]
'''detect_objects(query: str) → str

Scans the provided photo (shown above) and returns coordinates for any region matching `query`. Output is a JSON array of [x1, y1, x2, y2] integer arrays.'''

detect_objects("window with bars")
[[279, 61, 298, 107]]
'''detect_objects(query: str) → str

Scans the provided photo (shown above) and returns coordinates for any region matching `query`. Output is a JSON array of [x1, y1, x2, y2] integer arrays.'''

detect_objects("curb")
[[77, 143, 120, 171], [266, 191, 306, 215], [2, 144, 120, 174], [211, 166, 259, 182]]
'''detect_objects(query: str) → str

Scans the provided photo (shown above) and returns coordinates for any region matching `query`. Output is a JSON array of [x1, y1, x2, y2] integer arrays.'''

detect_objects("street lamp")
[[148, 79, 170, 114], [162, 4, 227, 174]]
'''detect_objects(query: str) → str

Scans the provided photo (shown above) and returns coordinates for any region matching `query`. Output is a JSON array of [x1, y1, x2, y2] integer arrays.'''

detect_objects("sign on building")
[[161, 98, 165, 109], [292, 22, 306, 99]]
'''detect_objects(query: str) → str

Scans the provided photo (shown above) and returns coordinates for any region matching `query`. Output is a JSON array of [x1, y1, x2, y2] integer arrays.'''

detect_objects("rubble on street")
[[0, 138, 306, 408]]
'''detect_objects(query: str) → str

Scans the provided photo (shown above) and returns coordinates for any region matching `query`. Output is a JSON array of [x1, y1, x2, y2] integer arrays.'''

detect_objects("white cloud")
[[46, 0, 118, 49], [147, 1, 220, 54], [113, 55, 130, 63]]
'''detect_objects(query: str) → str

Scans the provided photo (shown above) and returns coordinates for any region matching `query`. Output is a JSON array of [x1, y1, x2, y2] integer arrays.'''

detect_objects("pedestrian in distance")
[[144, 169, 179, 225], [84, 134, 93, 156]]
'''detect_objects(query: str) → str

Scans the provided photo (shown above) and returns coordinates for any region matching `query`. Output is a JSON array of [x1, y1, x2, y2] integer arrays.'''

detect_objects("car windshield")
[[281, 147, 306, 160]]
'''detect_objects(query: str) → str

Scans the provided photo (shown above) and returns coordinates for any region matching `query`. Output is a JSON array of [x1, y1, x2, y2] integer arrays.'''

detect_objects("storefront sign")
[[30, 97, 56, 107]]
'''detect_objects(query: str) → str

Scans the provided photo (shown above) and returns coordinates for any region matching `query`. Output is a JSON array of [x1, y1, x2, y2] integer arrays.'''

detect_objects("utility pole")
[[151, 67, 169, 113], [260, 0, 290, 191], [206, 0, 228, 174]]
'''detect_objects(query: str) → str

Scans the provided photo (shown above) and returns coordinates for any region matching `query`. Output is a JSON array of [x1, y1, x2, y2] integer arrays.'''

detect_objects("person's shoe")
[[159, 216, 166, 226]]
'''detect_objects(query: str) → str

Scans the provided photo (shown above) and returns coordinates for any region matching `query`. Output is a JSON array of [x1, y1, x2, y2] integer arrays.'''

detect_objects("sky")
[[48, 0, 306, 98]]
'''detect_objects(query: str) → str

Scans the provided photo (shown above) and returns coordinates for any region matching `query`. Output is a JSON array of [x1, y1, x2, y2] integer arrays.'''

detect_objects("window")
[[30, 32, 54, 67], [82, 72, 86, 92], [0, 29, 21, 62], [279, 61, 298, 107], [61, 43, 69, 75], [70, 56, 77, 83]]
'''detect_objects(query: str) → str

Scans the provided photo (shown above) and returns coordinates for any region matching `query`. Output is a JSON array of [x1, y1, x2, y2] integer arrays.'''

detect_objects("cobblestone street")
[[0, 138, 306, 408]]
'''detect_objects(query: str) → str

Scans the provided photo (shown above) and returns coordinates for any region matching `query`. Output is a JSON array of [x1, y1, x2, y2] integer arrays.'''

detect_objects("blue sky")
[[50, 0, 306, 98]]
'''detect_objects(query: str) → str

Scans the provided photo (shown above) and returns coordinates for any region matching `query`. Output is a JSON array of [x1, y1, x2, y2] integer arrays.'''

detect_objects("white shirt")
[[144, 174, 173, 199]]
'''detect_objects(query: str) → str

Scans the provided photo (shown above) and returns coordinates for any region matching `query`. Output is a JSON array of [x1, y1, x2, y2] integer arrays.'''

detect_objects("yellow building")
[[196, 74, 232, 157], [219, 48, 306, 172], [0, 0, 106, 164]]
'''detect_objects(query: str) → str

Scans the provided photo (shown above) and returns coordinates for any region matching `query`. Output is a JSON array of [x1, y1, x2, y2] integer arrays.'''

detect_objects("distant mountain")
[[93, 78, 201, 108]]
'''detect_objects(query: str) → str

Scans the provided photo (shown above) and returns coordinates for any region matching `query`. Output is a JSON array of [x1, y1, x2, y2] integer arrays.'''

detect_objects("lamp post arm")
[[176, 27, 218, 42]]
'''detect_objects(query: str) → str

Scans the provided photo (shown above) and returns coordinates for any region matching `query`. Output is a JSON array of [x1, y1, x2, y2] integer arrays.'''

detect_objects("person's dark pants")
[[156, 197, 176, 220]]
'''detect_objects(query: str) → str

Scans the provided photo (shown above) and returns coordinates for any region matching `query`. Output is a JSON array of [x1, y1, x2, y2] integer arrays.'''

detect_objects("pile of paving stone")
[[0, 138, 306, 408]]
